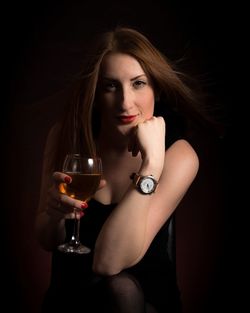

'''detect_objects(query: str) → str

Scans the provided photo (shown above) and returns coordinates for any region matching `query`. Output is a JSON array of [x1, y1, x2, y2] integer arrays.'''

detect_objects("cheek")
[[99, 94, 117, 110], [140, 95, 155, 118]]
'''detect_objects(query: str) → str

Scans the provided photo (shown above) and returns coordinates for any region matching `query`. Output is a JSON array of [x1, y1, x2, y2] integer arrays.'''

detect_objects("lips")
[[117, 115, 137, 124]]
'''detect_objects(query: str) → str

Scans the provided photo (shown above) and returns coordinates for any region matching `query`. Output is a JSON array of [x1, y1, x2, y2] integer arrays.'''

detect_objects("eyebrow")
[[131, 74, 147, 81], [102, 74, 147, 81]]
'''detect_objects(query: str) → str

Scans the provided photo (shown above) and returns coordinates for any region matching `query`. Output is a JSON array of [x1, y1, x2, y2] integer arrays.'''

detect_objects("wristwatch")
[[130, 172, 158, 195]]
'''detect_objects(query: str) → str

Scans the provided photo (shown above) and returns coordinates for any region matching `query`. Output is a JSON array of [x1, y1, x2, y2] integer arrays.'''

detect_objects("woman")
[[36, 27, 200, 312]]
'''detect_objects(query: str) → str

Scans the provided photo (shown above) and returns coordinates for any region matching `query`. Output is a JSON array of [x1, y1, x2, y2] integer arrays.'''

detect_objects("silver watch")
[[130, 173, 158, 195]]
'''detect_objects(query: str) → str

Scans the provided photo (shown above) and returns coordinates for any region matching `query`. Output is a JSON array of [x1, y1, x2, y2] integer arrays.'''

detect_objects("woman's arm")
[[35, 125, 84, 251], [93, 138, 199, 275]]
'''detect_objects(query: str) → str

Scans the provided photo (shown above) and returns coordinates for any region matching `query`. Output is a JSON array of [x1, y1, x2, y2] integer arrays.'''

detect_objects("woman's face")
[[96, 53, 155, 137]]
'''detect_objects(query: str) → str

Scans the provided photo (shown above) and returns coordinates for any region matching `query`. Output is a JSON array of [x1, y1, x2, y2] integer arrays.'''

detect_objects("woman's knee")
[[102, 272, 145, 313]]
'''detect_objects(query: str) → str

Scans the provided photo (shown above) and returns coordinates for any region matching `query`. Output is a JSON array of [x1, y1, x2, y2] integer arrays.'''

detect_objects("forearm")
[[93, 187, 151, 274], [93, 160, 162, 275], [35, 210, 66, 251]]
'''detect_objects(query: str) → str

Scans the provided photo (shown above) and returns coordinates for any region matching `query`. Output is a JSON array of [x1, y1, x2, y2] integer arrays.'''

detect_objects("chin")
[[118, 125, 134, 137]]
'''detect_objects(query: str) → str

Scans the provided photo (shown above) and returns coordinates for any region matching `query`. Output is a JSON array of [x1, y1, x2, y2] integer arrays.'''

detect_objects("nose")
[[119, 86, 134, 112]]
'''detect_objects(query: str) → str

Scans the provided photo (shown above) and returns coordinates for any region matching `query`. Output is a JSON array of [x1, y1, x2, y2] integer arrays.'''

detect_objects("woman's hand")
[[128, 116, 165, 162], [46, 172, 106, 220]]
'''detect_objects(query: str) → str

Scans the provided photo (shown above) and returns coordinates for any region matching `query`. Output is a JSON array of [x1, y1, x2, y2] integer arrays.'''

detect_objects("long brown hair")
[[54, 26, 213, 170]]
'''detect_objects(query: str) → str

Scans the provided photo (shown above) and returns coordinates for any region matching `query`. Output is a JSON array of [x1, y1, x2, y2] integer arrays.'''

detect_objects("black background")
[[2, 1, 247, 312]]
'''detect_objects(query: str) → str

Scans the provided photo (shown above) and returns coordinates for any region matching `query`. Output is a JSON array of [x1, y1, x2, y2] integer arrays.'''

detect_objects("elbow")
[[92, 255, 122, 276], [92, 262, 122, 276], [93, 267, 120, 277], [92, 244, 143, 276]]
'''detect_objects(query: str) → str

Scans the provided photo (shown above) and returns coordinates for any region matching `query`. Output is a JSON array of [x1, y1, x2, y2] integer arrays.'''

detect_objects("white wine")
[[57, 155, 102, 254], [59, 172, 101, 201]]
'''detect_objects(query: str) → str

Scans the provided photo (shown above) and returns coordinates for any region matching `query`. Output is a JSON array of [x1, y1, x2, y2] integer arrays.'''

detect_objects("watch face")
[[140, 177, 155, 194]]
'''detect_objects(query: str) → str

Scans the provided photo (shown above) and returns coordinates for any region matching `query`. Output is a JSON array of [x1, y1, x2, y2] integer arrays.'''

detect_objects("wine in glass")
[[57, 154, 102, 254]]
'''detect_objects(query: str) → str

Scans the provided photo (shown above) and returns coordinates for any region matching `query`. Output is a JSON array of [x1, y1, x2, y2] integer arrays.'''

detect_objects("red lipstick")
[[117, 115, 137, 124]]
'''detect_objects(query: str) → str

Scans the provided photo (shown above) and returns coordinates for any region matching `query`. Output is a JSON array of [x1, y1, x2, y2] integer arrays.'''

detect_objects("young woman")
[[36, 27, 201, 313]]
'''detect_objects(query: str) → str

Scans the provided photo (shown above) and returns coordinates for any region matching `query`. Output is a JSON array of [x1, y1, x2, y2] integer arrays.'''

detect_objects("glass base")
[[57, 242, 91, 254]]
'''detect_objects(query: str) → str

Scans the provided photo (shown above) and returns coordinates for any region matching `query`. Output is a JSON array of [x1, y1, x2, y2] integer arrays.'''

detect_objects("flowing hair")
[[53, 26, 216, 170]]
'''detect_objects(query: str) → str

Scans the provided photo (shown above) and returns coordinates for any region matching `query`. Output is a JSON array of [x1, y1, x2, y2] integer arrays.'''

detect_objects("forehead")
[[100, 53, 145, 77]]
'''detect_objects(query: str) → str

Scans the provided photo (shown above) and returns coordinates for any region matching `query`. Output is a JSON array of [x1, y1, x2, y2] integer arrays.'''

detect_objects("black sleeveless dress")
[[43, 199, 181, 313], [42, 108, 185, 313]]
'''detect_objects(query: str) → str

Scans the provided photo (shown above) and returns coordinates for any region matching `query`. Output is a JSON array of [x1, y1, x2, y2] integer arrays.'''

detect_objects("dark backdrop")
[[3, 1, 245, 312]]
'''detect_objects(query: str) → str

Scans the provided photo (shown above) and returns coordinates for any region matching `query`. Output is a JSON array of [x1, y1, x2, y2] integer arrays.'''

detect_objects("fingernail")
[[81, 202, 88, 209], [79, 211, 84, 218], [64, 176, 71, 184]]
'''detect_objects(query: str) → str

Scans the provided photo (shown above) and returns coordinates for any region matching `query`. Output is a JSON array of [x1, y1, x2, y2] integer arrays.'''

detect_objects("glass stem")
[[69, 209, 80, 246]]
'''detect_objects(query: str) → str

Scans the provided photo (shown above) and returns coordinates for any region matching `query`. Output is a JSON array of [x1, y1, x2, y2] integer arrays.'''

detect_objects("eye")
[[104, 81, 117, 91], [133, 80, 146, 89], [99, 80, 118, 92]]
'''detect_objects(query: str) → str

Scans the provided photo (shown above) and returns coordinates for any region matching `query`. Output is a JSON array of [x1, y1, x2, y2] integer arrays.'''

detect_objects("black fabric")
[[42, 270, 176, 313], [42, 200, 182, 313]]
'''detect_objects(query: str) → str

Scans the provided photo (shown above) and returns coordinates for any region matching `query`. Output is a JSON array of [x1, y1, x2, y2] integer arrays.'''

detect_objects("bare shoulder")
[[164, 139, 199, 178], [166, 139, 199, 160]]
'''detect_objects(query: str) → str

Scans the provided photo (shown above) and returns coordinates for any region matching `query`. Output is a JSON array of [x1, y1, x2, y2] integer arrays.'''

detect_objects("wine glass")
[[57, 154, 102, 254]]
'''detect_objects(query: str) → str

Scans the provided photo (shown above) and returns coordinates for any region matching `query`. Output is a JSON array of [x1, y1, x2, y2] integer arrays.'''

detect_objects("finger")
[[58, 193, 88, 211], [49, 185, 87, 212], [47, 194, 73, 215], [46, 198, 76, 220], [53, 171, 72, 184], [75, 211, 85, 220], [47, 196, 86, 221], [99, 179, 107, 189]]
